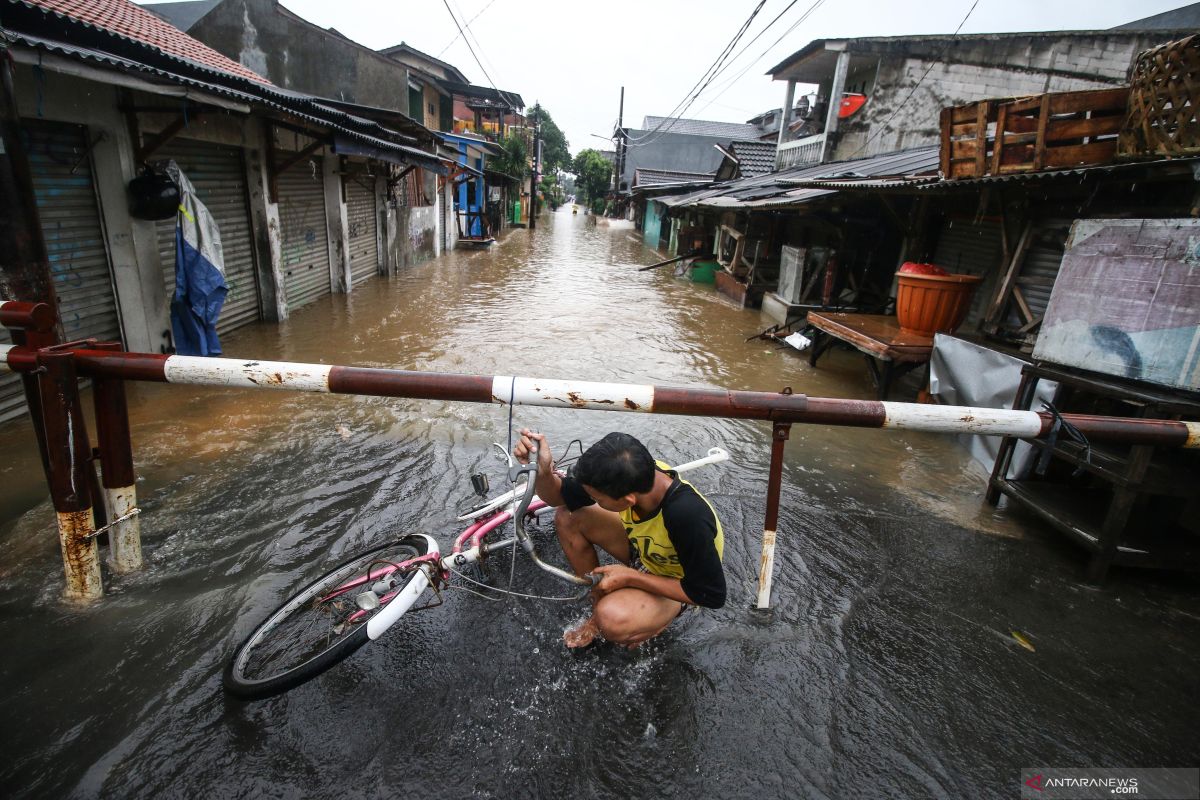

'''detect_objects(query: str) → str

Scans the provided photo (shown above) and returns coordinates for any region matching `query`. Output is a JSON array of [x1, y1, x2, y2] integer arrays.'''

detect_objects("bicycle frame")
[[337, 447, 732, 641]]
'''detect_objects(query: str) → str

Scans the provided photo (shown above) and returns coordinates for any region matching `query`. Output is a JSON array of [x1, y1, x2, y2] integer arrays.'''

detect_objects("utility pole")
[[529, 104, 540, 230], [616, 87, 626, 203]]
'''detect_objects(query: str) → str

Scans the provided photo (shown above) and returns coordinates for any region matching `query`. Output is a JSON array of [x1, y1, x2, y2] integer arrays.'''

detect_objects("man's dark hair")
[[573, 432, 656, 497]]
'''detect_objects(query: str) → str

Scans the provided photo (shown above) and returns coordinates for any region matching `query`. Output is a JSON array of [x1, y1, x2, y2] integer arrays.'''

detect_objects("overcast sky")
[[180, 0, 1192, 155]]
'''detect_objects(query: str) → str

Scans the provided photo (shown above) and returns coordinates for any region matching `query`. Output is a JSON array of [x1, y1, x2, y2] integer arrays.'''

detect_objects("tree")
[[529, 104, 571, 175], [489, 133, 529, 181], [540, 174, 565, 210], [572, 148, 612, 208]]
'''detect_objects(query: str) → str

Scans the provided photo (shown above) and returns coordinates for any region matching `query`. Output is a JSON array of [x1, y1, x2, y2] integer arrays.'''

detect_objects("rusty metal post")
[[92, 342, 141, 573], [36, 349, 102, 601], [757, 420, 791, 609], [1, 301, 58, 482]]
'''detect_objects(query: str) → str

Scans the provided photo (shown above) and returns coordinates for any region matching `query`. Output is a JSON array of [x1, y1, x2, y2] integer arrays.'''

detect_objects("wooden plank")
[[940, 106, 953, 176], [1012, 284, 1034, 323], [1046, 115, 1124, 141], [1042, 140, 1119, 167], [1004, 114, 1041, 133], [1033, 94, 1051, 171], [1047, 87, 1130, 115], [974, 101, 989, 178], [991, 102, 1009, 175], [984, 222, 1033, 326]]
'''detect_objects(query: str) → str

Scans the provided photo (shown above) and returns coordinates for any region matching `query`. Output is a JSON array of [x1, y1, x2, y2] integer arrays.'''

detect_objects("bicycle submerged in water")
[[222, 440, 730, 700]]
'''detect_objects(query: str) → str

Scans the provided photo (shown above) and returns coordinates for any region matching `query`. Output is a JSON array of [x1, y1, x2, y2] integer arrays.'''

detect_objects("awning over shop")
[[333, 135, 446, 174]]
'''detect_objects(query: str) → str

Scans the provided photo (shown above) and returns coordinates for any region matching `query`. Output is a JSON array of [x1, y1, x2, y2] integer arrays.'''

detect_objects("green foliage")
[[529, 104, 571, 175], [571, 148, 612, 207], [490, 134, 529, 182], [540, 175, 566, 210]]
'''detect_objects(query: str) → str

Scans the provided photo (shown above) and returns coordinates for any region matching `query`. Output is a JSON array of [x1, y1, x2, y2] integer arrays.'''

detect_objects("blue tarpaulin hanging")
[[166, 161, 227, 356]]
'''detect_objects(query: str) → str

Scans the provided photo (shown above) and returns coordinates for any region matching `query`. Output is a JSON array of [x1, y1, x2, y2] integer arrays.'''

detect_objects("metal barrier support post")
[[757, 420, 791, 608], [35, 349, 102, 601], [91, 342, 141, 573]]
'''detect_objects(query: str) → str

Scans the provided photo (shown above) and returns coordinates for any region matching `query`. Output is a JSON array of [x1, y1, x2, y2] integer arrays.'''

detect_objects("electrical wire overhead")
[[440, 0, 521, 112], [849, 0, 982, 157], [622, 0, 769, 148], [437, 0, 498, 58]]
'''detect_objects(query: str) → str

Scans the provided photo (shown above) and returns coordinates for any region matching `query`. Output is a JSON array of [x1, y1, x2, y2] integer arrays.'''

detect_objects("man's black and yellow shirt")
[[561, 463, 726, 608]]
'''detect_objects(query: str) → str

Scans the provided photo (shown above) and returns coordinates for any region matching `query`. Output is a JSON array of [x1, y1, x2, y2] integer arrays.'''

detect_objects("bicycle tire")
[[223, 535, 433, 700]]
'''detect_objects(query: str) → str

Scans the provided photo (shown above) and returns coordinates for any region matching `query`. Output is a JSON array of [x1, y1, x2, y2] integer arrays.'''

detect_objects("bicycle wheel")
[[224, 535, 434, 700]]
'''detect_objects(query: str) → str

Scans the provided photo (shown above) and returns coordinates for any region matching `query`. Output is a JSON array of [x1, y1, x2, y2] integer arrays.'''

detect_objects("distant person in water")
[[513, 430, 726, 648]]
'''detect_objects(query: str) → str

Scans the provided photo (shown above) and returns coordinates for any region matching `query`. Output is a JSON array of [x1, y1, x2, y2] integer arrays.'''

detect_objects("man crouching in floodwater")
[[513, 429, 725, 648]]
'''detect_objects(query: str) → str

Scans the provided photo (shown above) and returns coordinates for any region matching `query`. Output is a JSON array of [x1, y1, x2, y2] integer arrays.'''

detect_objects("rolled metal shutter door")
[[346, 175, 378, 285], [277, 158, 330, 310], [932, 217, 1005, 324], [154, 139, 261, 336], [1, 120, 119, 424]]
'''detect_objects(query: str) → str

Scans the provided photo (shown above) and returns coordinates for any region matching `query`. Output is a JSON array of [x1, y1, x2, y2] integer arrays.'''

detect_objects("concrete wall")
[[12, 64, 172, 353], [404, 206, 438, 266], [620, 130, 729, 188], [188, 0, 410, 111], [830, 31, 1193, 161]]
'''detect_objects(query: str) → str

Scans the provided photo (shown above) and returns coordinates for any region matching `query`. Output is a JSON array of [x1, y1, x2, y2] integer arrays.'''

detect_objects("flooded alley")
[[1, 209, 1198, 798]]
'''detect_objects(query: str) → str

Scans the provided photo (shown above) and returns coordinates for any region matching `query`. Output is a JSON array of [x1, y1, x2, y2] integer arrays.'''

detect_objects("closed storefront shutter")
[[1016, 219, 1069, 323], [155, 139, 261, 336], [2, 120, 118, 424], [277, 157, 330, 310], [932, 217, 1005, 325], [346, 175, 379, 285]]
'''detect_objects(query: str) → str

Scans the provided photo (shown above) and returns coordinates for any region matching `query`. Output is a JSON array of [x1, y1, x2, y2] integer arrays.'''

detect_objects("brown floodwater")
[[1, 208, 1197, 798]]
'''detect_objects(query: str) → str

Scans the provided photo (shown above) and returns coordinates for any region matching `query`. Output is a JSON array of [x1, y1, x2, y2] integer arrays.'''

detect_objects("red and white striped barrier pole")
[[3, 317, 1199, 605]]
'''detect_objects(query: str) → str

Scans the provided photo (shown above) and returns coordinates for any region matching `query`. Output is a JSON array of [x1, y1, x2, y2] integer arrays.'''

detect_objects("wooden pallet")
[[940, 87, 1129, 179]]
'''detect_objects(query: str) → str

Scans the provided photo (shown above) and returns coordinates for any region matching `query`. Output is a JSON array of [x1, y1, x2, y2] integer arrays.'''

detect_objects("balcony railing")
[[775, 133, 826, 170]]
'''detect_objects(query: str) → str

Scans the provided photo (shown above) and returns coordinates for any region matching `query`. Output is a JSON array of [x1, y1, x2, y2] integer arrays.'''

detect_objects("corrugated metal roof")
[[640, 116, 762, 140], [661, 145, 939, 209], [633, 168, 715, 188], [915, 157, 1200, 189], [22, 0, 268, 83]]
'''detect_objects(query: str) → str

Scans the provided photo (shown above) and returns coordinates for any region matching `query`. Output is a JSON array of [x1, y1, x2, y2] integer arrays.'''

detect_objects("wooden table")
[[807, 312, 934, 400]]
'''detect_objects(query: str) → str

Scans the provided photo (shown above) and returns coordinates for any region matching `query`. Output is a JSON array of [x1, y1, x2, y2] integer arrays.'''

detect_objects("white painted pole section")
[[163, 356, 333, 391], [0, 343, 12, 371], [492, 376, 656, 412], [104, 485, 142, 573], [756, 529, 776, 609], [881, 402, 1045, 438], [1187, 422, 1200, 448]]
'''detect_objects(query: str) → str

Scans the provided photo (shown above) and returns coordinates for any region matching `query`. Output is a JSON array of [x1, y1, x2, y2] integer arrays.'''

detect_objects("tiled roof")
[[633, 168, 715, 188], [729, 140, 777, 177], [640, 116, 761, 140], [23, 0, 269, 83]]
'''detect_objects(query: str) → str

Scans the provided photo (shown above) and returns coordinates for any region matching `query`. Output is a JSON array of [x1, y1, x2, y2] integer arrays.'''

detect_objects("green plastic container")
[[512, 201, 522, 224], [690, 259, 718, 284]]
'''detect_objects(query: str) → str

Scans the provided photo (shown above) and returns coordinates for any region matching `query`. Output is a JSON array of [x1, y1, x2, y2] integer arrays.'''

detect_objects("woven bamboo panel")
[[1120, 35, 1200, 157]]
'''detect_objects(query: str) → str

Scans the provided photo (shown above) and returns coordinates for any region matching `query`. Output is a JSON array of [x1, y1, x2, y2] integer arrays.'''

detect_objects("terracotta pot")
[[895, 272, 984, 336]]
